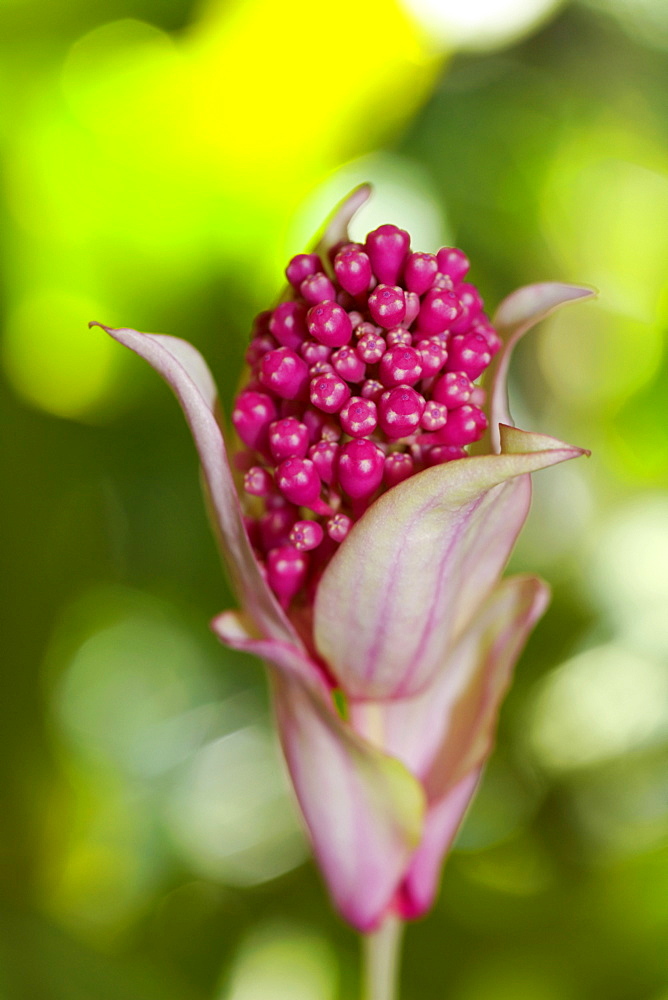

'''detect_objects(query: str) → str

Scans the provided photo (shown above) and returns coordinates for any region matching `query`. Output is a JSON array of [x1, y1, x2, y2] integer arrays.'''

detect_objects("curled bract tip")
[[485, 282, 597, 454], [316, 183, 373, 256], [493, 282, 597, 334]]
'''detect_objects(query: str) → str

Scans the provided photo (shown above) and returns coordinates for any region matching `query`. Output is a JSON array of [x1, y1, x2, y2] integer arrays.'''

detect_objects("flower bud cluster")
[[232, 226, 501, 608]]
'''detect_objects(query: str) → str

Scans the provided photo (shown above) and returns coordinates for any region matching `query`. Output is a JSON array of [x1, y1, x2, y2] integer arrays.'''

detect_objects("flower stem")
[[361, 915, 404, 1000]]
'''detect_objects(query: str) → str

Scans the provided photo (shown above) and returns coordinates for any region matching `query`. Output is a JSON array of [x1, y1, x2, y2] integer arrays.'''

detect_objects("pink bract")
[[91, 185, 594, 932]]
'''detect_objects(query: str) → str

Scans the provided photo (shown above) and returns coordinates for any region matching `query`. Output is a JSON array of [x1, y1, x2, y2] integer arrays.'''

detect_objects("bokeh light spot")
[[43, 785, 161, 939], [538, 302, 662, 407], [544, 148, 668, 319], [55, 604, 219, 775], [588, 494, 668, 657], [2, 289, 122, 420], [190, 0, 438, 185], [220, 922, 337, 1000], [528, 644, 668, 772], [401, 0, 563, 50], [166, 726, 307, 886]]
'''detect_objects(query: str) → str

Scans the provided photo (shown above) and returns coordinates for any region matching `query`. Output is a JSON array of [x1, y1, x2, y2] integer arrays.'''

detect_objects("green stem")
[[362, 915, 404, 1000]]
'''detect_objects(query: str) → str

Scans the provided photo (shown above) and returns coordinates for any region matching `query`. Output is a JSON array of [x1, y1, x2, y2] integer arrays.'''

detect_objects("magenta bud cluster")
[[232, 225, 500, 608]]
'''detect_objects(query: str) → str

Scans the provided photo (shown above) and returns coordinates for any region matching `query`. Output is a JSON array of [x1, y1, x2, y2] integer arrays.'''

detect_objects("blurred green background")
[[2, 0, 668, 996]]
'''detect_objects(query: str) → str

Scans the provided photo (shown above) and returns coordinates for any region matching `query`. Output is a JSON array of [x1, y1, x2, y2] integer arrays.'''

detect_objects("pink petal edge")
[[211, 610, 425, 932], [396, 770, 481, 919], [315, 184, 372, 258], [396, 573, 550, 917], [90, 323, 300, 649]]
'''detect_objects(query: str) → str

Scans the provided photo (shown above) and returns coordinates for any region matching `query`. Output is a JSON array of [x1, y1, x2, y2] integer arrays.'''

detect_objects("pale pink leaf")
[[395, 574, 549, 917], [211, 611, 425, 932], [349, 573, 548, 793], [422, 573, 550, 799], [212, 609, 329, 689], [91, 323, 299, 647], [487, 282, 596, 451], [314, 427, 586, 700]]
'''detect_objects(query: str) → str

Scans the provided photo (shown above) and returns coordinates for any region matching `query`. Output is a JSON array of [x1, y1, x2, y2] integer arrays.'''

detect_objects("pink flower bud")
[[420, 400, 448, 431], [404, 251, 438, 295], [270, 301, 308, 350], [415, 339, 448, 377], [327, 239, 361, 266], [402, 291, 421, 328], [354, 320, 380, 339], [276, 457, 323, 507], [269, 417, 310, 462], [432, 371, 474, 407], [232, 390, 278, 451], [378, 386, 425, 438], [310, 372, 351, 413], [384, 451, 415, 487], [436, 404, 487, 446], [450, 282, 484, 333], [307, 302, 353, 347], [327, 512, 352, 543], [243, 466, 273, 497], [300, 340, 331, 365], [308, 440, 339, 484], [252, 310, 272, 337], [289, 519, 325, 551], [259, 347, 309, 400], [436, 247, 470, 282], [472, 318, 502, 354], [432, 272, 454, 291], [365, 224, 410, 285], [470, 385, 486, 407], [331, 346, 366, 382], [360, 378, 384, 401], [309, 361, 335, 377], [368, 285, 406, 329], [386, 327, 412, 348], [337, 439, 385, 500], [417, 287, 461, 335], [379, 346, 422, 388], [339, 397, 378, 437], [285, 252, 322, 288], [266, 545, 309, 608], [301, 272, 337, 304], [245, 333, 276, 367], [334, 248, 373, 296], [259, 503, 298, 549], [357, 330, 386, 363], [446, 332, 492, 380]]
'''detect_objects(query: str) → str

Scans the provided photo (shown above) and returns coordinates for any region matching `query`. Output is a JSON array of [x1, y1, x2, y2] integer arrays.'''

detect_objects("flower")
[[91, 186, 593, 932]]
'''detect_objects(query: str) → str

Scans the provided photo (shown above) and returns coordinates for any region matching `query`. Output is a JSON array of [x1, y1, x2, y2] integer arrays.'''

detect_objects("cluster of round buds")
[[232, 226, 501, 609]]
